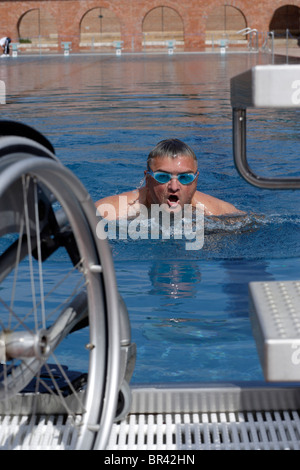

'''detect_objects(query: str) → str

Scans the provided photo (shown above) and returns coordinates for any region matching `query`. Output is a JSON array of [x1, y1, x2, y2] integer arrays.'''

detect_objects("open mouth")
[[167, 195, 179, 208]]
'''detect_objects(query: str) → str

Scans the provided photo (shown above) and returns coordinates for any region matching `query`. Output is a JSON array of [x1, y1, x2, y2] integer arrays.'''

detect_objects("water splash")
[[109, 212, 300, 261]]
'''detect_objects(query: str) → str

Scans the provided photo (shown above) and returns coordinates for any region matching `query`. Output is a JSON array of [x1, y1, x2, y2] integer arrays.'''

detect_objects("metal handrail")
[[235, 27, 252, 35], [231, 65, 300, 189], [232, 108, 300, 189], [235, 28, 258, 49], [261, 31, 274, 63]]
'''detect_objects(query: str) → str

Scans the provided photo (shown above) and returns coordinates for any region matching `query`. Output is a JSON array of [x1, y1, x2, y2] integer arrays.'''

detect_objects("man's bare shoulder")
[[96, 190, 141, 219], [193, 191, 244, 216]]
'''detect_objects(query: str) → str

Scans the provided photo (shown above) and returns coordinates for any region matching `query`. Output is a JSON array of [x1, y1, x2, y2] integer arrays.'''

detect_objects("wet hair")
[[147, 138, 197, 170]]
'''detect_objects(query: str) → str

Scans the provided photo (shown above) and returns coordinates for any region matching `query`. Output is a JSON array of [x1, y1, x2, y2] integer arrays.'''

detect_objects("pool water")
[[1, 52, 300, 384]]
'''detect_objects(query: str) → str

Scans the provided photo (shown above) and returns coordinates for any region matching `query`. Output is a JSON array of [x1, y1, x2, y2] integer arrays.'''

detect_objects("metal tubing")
[[232, 108, 300, 189]]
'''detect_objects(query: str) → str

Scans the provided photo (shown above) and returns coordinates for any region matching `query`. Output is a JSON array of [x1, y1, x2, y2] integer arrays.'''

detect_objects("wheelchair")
[[0, 121, 136, 450]]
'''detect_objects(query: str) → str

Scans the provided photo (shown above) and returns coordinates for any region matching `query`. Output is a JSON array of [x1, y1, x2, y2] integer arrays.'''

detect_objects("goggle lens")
[[148, 171, 197, 185]]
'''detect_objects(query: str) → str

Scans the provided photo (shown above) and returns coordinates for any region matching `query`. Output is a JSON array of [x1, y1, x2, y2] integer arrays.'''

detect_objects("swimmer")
[[96, 138, 244, 219]]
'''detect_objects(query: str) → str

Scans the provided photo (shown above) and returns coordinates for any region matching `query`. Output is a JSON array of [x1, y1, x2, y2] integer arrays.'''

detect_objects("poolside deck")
[[1, 384, 300, 450]]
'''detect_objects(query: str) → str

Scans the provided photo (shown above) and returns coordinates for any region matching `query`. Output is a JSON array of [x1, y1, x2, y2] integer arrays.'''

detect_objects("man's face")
[[145, 155, 198, 211]]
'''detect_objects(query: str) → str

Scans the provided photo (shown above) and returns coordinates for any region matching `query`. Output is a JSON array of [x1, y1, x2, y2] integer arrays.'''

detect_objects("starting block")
[[249, 281, 300, 382], [61, 42, 72, 56], [114, 41, 123, 56], [167, 40, 175, 55], [219, 39, 228, 54], [11, 43, 19, 57]]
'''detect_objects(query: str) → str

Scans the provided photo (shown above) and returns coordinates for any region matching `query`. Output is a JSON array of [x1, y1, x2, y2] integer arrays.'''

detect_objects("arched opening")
[[142, 6, 184, 50], [270, 5, 300, 38], [205, 5, 247, 45], [80, 7, 121, 50], [18, 9, 58, 50]]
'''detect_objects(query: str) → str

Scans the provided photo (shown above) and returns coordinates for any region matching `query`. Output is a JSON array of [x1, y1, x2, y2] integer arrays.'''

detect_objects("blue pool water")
[[1, 52, 300, 384]]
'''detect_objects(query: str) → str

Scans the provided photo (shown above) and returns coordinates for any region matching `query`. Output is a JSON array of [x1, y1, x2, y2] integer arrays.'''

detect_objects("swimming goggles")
[[146, 169, 198, 185]]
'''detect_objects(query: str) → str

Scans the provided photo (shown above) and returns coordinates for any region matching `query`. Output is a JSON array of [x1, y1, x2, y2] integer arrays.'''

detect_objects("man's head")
[[145, 138, 198, 211], [146, 138, 197, 170]]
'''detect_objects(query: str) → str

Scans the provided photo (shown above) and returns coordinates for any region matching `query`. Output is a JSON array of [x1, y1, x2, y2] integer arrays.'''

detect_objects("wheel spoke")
[[9, 214, 25, 328], [33, 178, 46, 329], [22, 175, 38, 331]]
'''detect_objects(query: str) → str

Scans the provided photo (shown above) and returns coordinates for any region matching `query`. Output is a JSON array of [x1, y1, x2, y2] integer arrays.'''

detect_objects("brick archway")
[[142, 6, 184, 50], [18, 8, 58, 51], [205, 5, 248, 44], [79, 7, 121, 50], [270, 4, 300, 36]]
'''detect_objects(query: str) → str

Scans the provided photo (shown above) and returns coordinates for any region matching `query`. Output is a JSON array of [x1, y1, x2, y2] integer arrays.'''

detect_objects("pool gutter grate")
[[107, 410, 300, 450], [0, 408, 300, 449], [0, 414, 80, 450]]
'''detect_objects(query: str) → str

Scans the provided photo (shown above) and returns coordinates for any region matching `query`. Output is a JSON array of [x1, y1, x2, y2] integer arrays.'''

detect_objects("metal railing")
[[235, 27, 259, 51], [231, 65, 300, 189]]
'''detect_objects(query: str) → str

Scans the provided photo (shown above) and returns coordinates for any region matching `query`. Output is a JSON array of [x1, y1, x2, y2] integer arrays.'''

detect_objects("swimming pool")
[[1, 52, 300, 384]]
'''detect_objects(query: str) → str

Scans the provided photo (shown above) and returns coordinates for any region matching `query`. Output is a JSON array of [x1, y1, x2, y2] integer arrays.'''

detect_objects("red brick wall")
[[0, 0, 300, 51]]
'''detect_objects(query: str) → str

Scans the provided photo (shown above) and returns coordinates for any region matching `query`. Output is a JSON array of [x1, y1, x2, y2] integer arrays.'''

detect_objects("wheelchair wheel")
[[0, 135, 122, 450]]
